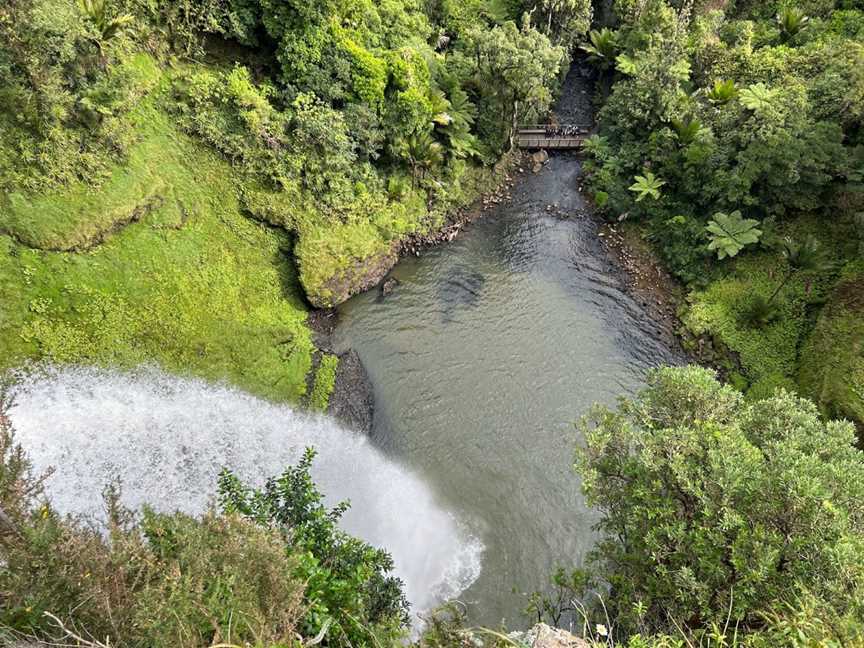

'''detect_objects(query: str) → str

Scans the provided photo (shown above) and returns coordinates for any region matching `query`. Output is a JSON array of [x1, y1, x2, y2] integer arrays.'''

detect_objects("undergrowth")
[[0, 109, 315, 402]]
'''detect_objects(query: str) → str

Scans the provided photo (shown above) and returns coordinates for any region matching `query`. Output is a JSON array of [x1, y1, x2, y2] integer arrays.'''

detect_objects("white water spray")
[[6, 365, 483, 618]]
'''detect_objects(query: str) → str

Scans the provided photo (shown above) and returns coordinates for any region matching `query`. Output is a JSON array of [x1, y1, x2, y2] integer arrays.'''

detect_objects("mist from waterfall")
[[6, 365, 483, 619]]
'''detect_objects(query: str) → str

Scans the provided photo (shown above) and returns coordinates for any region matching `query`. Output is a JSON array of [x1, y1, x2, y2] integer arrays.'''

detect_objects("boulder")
[[509, 623, 591, 648], [310, 241, 400, 308], [532, 150, 549, 165], [531, 150, 549, 173], [326, 349, 375, 434], [381, 276, 400, 297]]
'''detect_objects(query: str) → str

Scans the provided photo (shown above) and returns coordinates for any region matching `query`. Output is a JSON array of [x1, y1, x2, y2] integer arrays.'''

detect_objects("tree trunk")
[[768, 270, 794, 304]]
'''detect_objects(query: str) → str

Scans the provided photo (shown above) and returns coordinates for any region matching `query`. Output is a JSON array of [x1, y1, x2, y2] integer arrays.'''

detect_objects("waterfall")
[[6, 365, 483, 619]]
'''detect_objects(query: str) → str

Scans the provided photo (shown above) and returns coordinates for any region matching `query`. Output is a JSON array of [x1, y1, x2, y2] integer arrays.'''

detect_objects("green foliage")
[[0, 400, 306, 646], [0, 103, 315, 404], [219, 448, 409, 646], [451, 20, 565, 151], [738, 82, 774, 112], [309, 353, 339, 411], [646, 214, 711, 283], [780, 233, 835, 274], [395, 130, 445, 182], [576, 365, 864, 636], [77, 0, 135, 47], [628, 171, 666, 202], [670, 116, 703, 145], [766, 234, 837, 302], [4, 0, 566, 324], [683, 252, 810, 384], [856, 213, 864, 256], [777, 7, 811, 43], [798, 271, 864, 429], [0, 4, 148, 192], [2, 87, 207, 251], [583, 0, 859, 242], [524, 0, 593, 52], [705, 210, 762, 260], [580, 28, 619, 70], [706, 79, 738, 105], [738, 291, 779, 328]]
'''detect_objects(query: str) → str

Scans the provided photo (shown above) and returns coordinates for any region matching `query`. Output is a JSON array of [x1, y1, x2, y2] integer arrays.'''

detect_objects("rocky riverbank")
[[596, 221, 687, 357], [307, 154, 525, 433]]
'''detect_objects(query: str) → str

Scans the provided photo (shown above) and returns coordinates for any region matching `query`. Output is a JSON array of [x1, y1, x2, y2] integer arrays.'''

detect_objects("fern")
[[628, 171, 665, 202], [707, 79, 738, 105], [580, 28, 618, 70], [615, 54, 639, 76], [77, 0, 134, 47], [671, 117, 703, 145], [777, 7, 810, 43], [740, 83, 773, 112], [705, 210, 762, 260]]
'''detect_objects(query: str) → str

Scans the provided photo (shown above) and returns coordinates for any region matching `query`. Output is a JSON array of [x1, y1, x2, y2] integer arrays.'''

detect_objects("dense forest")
[[582, 0, 864, 431], [0, 0, 584, 405], [2, 0, 864, 646]]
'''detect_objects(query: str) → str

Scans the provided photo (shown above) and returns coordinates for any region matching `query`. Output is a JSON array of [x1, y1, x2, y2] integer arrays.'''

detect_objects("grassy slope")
[[0, 54, 174, 250], [798, 263, 864, 428], [0, 58, 315, 403], [680, 214, 863, 424]]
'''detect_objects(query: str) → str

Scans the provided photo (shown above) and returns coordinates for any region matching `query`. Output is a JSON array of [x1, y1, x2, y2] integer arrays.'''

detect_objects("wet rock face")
[[326, 349, 374, 434]]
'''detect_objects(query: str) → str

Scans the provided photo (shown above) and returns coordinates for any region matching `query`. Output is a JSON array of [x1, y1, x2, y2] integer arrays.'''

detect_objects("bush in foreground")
[[576, 365, 864, 640], [0, 389, 407, 647]]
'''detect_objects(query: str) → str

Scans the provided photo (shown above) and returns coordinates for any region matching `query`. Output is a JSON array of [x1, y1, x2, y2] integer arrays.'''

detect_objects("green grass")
[[683, 253, 808, 387], [682, 215, 859, 406], [798, 262, 864, 429], [308, 353, 340, 411], [0, 108, 315, 403], [0, 104, 208, 251]]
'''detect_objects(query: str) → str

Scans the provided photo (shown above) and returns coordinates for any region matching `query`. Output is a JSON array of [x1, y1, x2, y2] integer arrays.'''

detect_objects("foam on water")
[[6, 365, 483, 618]]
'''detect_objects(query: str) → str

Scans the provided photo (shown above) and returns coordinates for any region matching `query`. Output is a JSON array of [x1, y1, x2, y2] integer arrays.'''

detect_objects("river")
[[6, 67, 683, 631], [333, 68, 683, 625]]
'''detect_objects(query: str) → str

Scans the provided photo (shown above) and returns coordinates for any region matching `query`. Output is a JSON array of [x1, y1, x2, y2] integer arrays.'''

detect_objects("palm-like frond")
[[77, 0, 134, 44], [706, 79, 737, 105], [777, 7, 810, 43], [671, 116, 703, 145], [580, 28, 618, 70], [781, 235, 835, 274]]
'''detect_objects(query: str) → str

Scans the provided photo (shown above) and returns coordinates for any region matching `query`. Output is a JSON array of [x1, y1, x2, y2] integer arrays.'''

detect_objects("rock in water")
[[381, 276, 400, 297], [532, 150, 549, 165], [531, 149, 549, 173], [327, 349, 375, 434]]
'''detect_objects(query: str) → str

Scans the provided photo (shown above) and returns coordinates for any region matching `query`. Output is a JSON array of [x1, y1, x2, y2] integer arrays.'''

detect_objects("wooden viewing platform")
[[516, 125, 586, 150]]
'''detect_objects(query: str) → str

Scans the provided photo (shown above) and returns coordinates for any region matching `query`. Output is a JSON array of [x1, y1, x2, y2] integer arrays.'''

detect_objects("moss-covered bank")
[[0, 53, 518, 407]]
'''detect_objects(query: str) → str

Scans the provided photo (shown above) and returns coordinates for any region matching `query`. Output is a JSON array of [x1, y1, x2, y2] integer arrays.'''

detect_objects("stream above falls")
[[332, 69, 684, 627]]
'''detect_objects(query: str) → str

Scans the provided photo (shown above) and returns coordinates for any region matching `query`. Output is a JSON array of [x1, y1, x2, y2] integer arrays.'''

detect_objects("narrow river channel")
[[333, 69, 684, 626]]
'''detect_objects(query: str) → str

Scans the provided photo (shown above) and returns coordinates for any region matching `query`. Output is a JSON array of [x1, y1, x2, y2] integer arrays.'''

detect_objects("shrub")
[[0, 393, 408, 647], [576, 365, 864, 636], [219, 447, 410, 647]]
